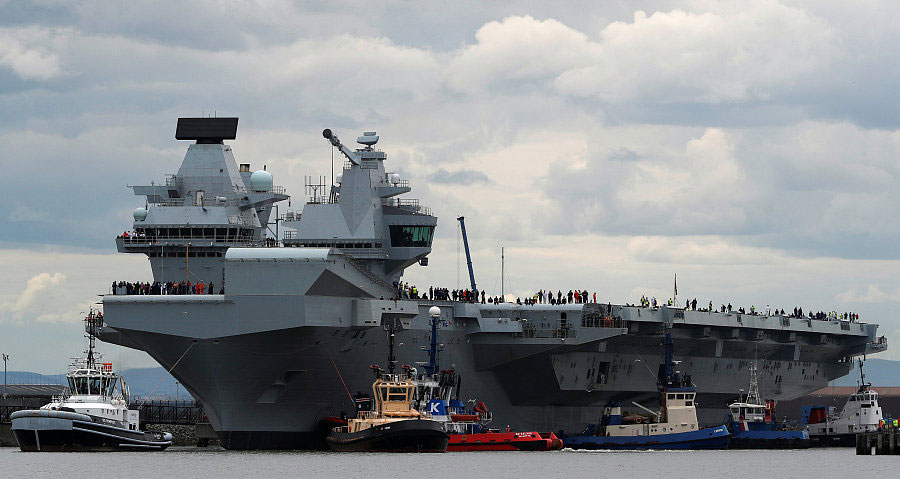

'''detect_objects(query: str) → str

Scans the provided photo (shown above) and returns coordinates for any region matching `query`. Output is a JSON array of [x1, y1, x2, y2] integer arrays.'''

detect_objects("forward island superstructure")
[[96, 117, 888, 449]]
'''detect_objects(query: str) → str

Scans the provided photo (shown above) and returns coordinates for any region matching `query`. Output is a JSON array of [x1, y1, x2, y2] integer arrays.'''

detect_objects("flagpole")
[[674, 273, 677, 309]]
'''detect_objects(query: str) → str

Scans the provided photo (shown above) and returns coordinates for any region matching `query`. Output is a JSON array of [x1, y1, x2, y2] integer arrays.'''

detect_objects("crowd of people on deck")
[[119, 230, 146, 239], [110, 280, 222, 295], [636, 295, 861, 322], [109, 276, 863, 325], [394, 283, 599, 306]]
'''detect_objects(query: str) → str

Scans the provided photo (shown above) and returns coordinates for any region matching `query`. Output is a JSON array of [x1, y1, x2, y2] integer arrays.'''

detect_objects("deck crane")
[[456, 216, 477, 298], [322, 128, 362, 165]]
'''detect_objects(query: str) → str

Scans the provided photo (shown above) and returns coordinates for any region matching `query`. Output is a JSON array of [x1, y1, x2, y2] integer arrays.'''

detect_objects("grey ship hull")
[[99, 250, 884, 449]]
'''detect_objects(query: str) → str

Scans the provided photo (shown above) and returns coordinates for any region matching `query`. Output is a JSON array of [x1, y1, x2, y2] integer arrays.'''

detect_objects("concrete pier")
[[856, 430, 899, 455]]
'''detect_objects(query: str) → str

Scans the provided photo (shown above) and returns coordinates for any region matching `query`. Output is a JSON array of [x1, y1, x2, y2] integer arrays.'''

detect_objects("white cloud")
[[446, 15, 598, 94], [0, 27, 67, 80], [2, 272, 68, 322], [0, 248, 155, 371], [440, 3, 838, 104], [837, 286, 900, 304], [555, 3, 836, 103], [617, 127, 750, 225]]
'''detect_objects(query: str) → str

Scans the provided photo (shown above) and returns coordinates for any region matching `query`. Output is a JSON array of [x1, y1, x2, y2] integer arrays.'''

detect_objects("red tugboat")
[[420, 307, 563, 452], [450, 431, 563, 451]]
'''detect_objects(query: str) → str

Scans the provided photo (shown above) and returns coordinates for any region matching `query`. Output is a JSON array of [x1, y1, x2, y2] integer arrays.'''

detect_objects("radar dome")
[[249, 170, 273, 192], [133, 207, 148, 221], [429, 306, 441, 317], [390, 173, 401, 185]]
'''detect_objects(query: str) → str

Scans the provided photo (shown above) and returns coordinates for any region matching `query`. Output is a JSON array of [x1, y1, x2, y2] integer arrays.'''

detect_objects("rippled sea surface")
[[2, 446, 894, 479]]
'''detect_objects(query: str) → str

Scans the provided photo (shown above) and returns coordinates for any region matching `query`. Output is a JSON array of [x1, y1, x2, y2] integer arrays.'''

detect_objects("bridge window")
[[71, 377, 90, 395], [89, 377, 102, 395], [389, 225, 434, 247]]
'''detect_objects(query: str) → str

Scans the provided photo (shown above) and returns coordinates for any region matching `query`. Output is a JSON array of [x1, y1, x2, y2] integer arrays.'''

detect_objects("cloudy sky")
[[1, 0, 898, 373]]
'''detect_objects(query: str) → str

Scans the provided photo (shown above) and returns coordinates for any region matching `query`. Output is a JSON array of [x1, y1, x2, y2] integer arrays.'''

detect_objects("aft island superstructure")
[[96, 117, 888, 449]]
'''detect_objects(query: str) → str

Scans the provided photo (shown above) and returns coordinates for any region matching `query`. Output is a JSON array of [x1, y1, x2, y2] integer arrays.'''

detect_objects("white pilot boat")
[[805, 359, 883, 446], [11, 311, 173, 451]]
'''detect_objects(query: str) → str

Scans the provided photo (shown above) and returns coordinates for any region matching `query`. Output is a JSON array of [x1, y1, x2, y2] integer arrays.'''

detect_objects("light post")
[[175, 381, 180, 404], [2, 353, 8, 398]]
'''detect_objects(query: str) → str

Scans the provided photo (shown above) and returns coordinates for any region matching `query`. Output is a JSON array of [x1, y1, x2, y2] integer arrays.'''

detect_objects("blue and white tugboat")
[[724, 362, 810, 448], [11, 311, 173, 452], [561, 328, 730, 450]]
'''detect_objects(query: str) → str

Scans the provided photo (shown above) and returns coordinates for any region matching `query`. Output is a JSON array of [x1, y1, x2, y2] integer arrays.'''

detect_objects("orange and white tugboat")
[[325, 320, 449, 452]]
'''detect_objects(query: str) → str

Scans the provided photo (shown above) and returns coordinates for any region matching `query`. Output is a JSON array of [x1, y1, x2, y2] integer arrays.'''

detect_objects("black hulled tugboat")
[[11, 311, 173, 451], [325, 320, 449, 452]]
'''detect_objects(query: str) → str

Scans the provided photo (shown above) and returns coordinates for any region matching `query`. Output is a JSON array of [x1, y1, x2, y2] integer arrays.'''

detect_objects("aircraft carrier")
[[96, 117, 888, 449]]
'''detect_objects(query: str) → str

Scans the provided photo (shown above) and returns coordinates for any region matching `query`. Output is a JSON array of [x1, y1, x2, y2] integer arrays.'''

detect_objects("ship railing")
[[383, 198, 432, 216], [335, 247, 389, 259], [283, 230, 297, 240], [339, 253, 395, 290], [580, 313, 626, 329], [133, 399, 205, 425], [150, 197, 240, 207], [119, 234, 260, 245], [227, 215, 252, 226], [307, 195, 330, 204], [516, 327, 578, 339], [280, 211, 301, 222], [353, 410, 381, 420], [164, 175, 181, 187], [344, 160, 379, 170]]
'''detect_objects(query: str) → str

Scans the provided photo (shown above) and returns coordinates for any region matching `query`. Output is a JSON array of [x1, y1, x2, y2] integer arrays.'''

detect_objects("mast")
[[84, 310, 99, 370], [657, 330, 675, 392], [426, 307, 442, 376], [858, 357, 869, 391], [386, 320, 397, 375], [746, 361, 761, 405], [501, 246, 505, 299]]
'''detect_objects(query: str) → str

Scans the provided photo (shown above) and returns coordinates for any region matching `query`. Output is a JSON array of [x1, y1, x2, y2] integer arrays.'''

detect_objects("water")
[[1, 447, 893, 479]]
